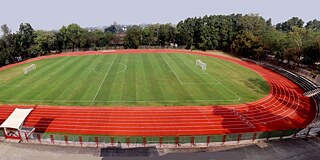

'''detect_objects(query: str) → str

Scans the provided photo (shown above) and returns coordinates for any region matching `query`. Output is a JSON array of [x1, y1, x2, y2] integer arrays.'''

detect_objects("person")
[[8, 131, 17, 137]]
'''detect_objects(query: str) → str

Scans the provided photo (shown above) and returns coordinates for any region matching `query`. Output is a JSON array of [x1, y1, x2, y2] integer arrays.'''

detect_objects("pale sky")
[[0, 0, 319, 32]]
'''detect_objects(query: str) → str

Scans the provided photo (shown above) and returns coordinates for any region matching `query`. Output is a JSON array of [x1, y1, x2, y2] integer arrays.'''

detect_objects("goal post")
[[23, 64, 36, 74], [196, 59, 206, 71]]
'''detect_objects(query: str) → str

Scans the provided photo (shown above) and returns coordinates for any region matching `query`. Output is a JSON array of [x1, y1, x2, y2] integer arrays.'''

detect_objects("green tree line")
[[1, 14, 320, 68], [125, 14, 320, 66], [0, 23, 115, 67]]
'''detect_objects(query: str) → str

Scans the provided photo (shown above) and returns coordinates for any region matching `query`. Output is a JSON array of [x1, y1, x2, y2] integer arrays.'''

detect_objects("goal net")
[[23, 64, 36, 74], [196, 59, 206, 70]]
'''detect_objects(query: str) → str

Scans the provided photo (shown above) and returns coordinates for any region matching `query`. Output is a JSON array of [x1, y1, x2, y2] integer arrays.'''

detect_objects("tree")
[[230, 14, 267, 58], [158, 24, 174, 46], [301, 31, 320, 65], [215, 15, 235, 51], [231, 31, 260, 58], [54, 32, 64, 53], [239, 14, 266, 33], [305, 19, 320, 32], [65, 24, 83, 50], [104, 31, 116, 47], [286, 26, 307, 65], [276, 17, 304, 32], [260, 27, 287, 60], [34, 30, 56, 55], [18, 23, 35, 57], [0, 25, 20, 64], [192, 17, 211, 51], [79, 29, 92, 50], [168, 24, 177, 44], [266, 18, 272, 27], [59, 26, 70, 49], [58, 24, 84, 51], [124, 26, 141, 49], [141, 24, 158, 46], [176, 18, 196, 49], [1, 24, 11, 36], [91, 30, 109, 48]]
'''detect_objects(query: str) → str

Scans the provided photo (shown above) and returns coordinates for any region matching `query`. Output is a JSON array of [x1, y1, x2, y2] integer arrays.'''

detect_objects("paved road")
[[0, 142, 100, 160], [1, 137, 320, 160]]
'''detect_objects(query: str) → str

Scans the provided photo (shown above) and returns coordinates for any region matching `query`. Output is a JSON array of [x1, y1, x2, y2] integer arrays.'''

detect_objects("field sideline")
[[0, 52, 268, 106]]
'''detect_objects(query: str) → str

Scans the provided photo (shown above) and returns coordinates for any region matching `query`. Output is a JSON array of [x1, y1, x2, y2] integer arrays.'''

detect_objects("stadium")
[[0, 49, 317, 147]]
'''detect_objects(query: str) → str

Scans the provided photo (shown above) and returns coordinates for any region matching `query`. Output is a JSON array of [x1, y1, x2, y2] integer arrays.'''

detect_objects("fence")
[[262, 58, 320, 85], [0, 129, 305, 148]]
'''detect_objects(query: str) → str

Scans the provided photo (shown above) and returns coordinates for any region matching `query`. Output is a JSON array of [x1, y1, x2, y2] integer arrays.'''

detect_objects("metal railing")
[[0, 129, 303, 148]]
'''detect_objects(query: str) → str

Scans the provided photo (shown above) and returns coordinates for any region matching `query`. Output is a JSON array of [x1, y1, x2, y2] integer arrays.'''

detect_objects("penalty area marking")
[[160, 55, 183, 84], [181, 54, 242, 100], [161, 56, 221, 85], [49, 66, 65, 75], [163, 54, 242, 100], [183, 61, 207, 74], [161, 64, 220, 85], [204, 72, 242, 99]]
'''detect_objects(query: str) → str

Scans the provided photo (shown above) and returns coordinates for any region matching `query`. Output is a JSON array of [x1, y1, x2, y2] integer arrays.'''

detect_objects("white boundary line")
[[181, 54, 242, 99], [162, 55, 220, 85], [163, 64, 212, 84], [92, 54, 118, 102], [183, 61, 207, 75], [0, 84, 22, 87], [49, 66, 65, 75], [160, 54, 183, 84], [182, 82, 221, 85], [93, 63, 127, 75], [205, 72, 242, 99], [181, 55, 207, 74]]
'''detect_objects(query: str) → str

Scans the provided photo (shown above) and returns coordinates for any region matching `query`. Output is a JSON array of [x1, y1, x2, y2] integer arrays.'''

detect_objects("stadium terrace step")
[[304, 88, 320, 97]]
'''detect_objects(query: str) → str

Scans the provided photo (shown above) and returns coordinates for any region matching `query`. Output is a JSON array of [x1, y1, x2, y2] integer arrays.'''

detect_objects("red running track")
[[0, 49, 315, 136]]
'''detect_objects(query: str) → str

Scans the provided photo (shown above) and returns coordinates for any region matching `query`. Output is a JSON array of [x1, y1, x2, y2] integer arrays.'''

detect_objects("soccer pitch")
[[0, 53, 269, 106]]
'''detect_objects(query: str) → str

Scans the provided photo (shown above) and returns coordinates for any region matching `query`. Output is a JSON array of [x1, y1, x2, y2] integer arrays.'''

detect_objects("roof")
[[0, 108, 33, 130]]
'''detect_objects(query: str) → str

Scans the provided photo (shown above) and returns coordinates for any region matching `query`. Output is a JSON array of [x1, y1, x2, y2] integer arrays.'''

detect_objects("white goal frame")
[[196, 59, 206, 70], [23, 64, 36, 74]]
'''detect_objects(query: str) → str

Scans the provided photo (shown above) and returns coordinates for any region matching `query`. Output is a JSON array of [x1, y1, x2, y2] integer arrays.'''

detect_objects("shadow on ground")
[[34, 117, 54, 132], [100, 146, 159, 158]]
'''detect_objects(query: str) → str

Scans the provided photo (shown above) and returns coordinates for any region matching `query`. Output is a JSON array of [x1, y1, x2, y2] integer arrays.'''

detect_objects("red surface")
[[0, 49, 315, 136]]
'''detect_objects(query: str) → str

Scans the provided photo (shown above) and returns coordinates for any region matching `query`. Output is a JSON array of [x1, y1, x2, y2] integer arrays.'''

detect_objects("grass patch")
[[0, 53, 269, 106]]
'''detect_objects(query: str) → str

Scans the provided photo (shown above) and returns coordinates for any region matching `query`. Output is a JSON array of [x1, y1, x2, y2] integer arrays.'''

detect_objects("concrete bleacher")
[[303, 88, 320, 97], [261, 63, 316, 89]]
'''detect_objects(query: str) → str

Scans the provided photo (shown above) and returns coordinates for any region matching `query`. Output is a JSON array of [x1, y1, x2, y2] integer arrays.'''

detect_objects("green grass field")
[[0, 53, 269, 106]]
